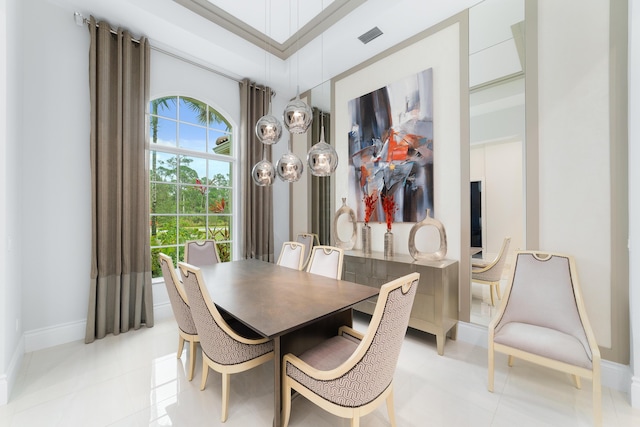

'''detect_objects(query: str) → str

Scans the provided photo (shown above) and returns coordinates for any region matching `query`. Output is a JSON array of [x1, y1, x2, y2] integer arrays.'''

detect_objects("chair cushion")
[[298, 335, 359, 371], [494, 322, 593, 369]]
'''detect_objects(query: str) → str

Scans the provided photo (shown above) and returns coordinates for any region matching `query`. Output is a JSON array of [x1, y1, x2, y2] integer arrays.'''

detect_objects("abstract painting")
[[348, 68, 434, 224]]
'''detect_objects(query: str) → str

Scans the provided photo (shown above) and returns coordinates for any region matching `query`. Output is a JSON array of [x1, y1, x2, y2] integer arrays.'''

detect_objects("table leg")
[[273, 336, 281, 427]]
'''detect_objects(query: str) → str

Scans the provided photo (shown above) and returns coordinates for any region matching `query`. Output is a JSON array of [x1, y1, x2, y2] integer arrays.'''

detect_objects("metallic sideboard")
[[343, 250, 459, 355]]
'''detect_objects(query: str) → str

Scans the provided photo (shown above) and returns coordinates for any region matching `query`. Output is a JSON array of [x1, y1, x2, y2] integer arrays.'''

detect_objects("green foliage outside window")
[[149, 96, 234, 278]]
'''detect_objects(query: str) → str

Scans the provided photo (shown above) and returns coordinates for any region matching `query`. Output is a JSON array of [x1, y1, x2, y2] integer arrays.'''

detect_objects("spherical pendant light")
[[251, 159, 276, 186], [276, 151, 303, 182], [255, 113, 282, 145], [283, 96, 313, 134], [307, 126, 338, 176]]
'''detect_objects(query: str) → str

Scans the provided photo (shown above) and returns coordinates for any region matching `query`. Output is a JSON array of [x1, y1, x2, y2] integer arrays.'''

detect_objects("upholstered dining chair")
[[296, 232, 318, 269], [471, 237, 511, 305], [282, 272, 420, 427], [488, 251, 601, 426], [178, 262, 275, 422], [158, 253, 199, 381], [306, 245, 344, 279], [184, 239, 221, 266], [277, 241, 306, 270]]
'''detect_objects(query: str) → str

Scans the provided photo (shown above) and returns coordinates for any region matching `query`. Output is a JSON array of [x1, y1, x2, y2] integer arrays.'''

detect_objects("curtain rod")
[[74, 12, 243, 84]]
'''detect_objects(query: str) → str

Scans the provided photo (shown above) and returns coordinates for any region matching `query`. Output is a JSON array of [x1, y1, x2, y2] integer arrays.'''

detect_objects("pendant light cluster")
[[251, 0, 338, 186]]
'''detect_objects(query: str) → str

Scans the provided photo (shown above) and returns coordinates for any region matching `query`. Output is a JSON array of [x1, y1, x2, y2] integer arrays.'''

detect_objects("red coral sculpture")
[[382, 194, 398, 231], [362, 192, 378, 226]]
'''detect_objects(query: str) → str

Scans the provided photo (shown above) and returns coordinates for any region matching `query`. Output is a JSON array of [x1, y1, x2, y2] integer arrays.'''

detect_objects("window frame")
[[148, 94, 239, 279]]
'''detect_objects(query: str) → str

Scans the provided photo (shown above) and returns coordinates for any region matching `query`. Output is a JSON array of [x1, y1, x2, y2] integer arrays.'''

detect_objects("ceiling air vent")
[[358, 26, 383, 44]]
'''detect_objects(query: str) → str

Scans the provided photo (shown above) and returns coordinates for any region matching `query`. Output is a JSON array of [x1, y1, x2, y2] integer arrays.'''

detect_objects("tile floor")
[[1, 312, 639, 427]]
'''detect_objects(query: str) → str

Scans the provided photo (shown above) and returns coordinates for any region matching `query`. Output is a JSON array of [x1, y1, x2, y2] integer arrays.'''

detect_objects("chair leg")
[[282, 379, 292, 427], [177, 335, 185, 358], [488, 345, 495, 392], [221, 373, 230, 422], [187, 340, 196, 381], [386, 387, 397, 427], [496, 282, 502, 299], [350, 416, 360, 427], [572, 374, 582, 389], [200, 360, 209, 391], [593, 373, 602, 427], [489, 285, 495, 306], [508, 355, 514, 367]]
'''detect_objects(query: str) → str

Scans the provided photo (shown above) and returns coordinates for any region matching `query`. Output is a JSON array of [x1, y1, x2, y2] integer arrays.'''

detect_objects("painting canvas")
[[348, 68, 434, 224]]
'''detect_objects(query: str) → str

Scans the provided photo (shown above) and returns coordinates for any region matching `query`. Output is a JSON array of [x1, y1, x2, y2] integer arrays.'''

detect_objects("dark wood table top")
[[198, 259, 379, 338]]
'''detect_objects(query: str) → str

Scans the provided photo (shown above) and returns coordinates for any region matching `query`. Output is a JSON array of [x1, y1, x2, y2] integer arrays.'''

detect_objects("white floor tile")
[[2, 314, 638, 426]]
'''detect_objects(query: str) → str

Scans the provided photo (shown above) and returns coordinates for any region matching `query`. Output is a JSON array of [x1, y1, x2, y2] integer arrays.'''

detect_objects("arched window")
[[149, 96, 234, 277]]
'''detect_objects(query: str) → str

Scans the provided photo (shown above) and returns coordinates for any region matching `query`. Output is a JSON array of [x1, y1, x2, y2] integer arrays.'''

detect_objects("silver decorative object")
[[361, 224, 372, 255], [307, 126, 338, 176], [283, 95, 313, 134], [276, 151, 303, 182], [251, 159, 275, 187], [384, 231, 394, 258], [408, 209, 447, 261], [255, 113, 282, 145], [332, 198, 357, 250]]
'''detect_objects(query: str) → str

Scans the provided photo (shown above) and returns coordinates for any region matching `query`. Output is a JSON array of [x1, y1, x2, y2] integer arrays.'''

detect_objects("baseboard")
[[456, 321, 632, 393], [0, 334, 25, 405], [631, 375, 640, 408], [24, 319, 87, 353]]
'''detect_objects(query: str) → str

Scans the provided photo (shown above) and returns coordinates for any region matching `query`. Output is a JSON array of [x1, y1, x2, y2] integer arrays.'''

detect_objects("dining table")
[[197, 258, 380, 427]]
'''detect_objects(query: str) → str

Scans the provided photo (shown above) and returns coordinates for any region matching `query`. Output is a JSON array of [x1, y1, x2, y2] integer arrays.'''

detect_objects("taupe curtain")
[[85, 17, 154, 343], [240, 79, 274, 262], [311, 108, 332, 245]]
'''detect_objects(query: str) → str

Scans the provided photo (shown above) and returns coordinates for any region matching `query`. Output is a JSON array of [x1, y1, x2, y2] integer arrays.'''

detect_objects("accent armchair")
[[472, 237, 511, 305], [488, 251, 601, 426], [282, 272, 419, 427], [178, 262, 274, 422]]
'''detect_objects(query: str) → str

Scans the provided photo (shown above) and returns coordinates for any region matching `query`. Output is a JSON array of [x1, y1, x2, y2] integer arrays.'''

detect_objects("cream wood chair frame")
[[306, 245, 344, 279], [471, 237, 511, 305], [296, 232, 319, 270], [178, 262, 274, 422], [277, 241, 306, 270], [282, 272, 420, 427], [158, 253, 199, 381], [488, 251, 601, 426], [184, 239, 221, 266]]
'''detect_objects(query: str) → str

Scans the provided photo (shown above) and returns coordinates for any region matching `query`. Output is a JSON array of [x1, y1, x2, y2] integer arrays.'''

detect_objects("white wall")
[[0, 0, 24, 405], [20, 0, 91, 346], [470, 139, 523, 260], [628, 0, 640, 408], [538, 0, 612, 348], [334, 22, 461, 261]]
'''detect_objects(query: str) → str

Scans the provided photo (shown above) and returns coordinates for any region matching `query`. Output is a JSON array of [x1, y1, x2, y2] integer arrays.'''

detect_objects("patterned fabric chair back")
[[286, 273, 419, 407], [159, 253, 197, 336], [185, 240, 221, 267], [178, 262, 274, 365], [306, 246, 344, 279], [277, 241, 305, 270]]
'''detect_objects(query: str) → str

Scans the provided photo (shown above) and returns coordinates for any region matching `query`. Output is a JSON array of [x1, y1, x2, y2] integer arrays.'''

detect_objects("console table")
[[343, 250, 459, 355]]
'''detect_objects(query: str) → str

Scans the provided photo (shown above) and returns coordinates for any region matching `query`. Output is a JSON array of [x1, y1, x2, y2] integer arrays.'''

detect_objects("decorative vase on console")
[[408, 209, 448, 261], [382, 194, 398, 258], [362, 192, 377, 255], [333, 197, 357, 250]]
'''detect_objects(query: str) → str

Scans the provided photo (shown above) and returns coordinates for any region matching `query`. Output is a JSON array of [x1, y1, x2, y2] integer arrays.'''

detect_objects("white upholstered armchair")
[[488, 251, 601, 426], [277, 241, 306, 270], [472, 237, 511, 305], [282, 272, 419, 427], [306, 245, 344, 279]]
